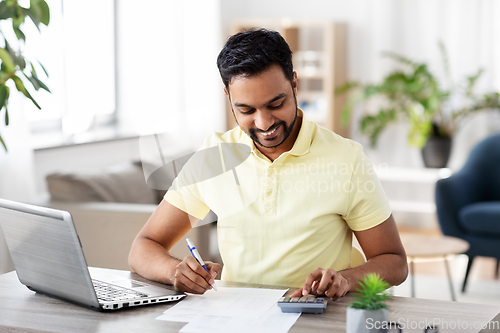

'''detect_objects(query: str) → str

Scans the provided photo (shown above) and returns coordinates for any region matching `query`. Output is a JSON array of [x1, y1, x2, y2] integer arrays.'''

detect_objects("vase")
[[346, 307, 389, 333], [421, 136, 452, 168]]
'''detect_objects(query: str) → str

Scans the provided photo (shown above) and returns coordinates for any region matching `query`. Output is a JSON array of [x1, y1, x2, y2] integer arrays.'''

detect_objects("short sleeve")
[[163, 141, 215, 221], [164, 185, 210, 220], [342, 147, 392, 231]]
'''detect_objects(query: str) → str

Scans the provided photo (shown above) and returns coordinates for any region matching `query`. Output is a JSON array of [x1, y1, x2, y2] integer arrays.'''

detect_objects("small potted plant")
[[346, 273, 390, 333]]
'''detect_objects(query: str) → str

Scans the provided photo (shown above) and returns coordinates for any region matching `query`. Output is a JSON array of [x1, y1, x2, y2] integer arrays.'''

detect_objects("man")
[[129, 28, 408, 300]]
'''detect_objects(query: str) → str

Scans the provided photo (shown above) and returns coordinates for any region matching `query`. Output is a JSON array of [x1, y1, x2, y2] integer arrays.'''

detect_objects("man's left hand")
[[290, 267, 350, 301]]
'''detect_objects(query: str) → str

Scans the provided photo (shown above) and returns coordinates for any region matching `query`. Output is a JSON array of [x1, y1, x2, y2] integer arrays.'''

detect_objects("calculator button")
[[316, 298, 324, 302], [291, 297, 299, 302], [299, 297, 307, 302], [283, 297, 290, 302], [307, 298, 316, 303], [279, 297, 286, 302]]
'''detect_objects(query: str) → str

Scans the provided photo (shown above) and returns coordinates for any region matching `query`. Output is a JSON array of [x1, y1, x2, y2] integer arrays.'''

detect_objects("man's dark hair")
[[217, 28, 294, 90]]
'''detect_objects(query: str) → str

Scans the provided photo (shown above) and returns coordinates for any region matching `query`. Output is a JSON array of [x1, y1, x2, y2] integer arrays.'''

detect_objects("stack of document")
[[156, 287, 301, 333]]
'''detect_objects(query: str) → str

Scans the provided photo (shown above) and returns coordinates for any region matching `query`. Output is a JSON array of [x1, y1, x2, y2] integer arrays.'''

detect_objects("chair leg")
[[462, 256, 475, 293], [496, 259, 500, 279]]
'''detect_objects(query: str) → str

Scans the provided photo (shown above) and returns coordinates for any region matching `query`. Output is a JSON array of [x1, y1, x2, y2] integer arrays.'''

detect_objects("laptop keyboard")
[[93, 279, 149, 302]]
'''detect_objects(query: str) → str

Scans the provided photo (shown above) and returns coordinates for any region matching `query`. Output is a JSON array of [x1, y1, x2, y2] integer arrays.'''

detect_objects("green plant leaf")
[[335, 81, 360, 95], [12, 4, 26, 27], [465, 68, 484, 97], [12, 75, 41, 109], [0, 132, 7, 152], [4, 39, 26, 70], [37, 59, 49, 77], [24, 73, 40, 90], [24, 7, 41, 31], [13, 25, 26, 41], [38, 0, 50, 25], [0, 47, 15, 73], [23, 72, 50, 92], [30, 63, 38, 78], [0, 84, 8, 110], [32, 74, 49, 92], [349, 273, 390, 310], [29, 0, 50, 26], [5, 107, 9, 126], [0, 1, 16, 20], [360, 108, 397, 147]]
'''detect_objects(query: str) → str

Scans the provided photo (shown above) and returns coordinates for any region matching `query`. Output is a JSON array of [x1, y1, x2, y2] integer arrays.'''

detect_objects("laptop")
[[0, 198, 186, 311]]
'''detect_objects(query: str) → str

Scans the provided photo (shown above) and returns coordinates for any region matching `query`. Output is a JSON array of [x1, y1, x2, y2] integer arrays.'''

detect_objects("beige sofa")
[[43, 160, 217, 271]]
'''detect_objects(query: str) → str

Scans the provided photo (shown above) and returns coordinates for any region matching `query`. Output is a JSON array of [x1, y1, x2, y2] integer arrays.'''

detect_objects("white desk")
[[0, 268, 499, 333]]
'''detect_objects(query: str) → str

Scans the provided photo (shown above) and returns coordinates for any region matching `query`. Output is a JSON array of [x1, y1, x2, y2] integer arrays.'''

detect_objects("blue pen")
[[186, 238, 217, 291]]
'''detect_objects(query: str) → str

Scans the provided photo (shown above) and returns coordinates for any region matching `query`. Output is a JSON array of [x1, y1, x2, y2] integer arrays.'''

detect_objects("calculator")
[[277, 296, 328, 314]]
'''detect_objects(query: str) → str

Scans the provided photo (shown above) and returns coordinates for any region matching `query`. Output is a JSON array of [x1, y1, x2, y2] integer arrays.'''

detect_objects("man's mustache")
[[250, 122, 283, 134]]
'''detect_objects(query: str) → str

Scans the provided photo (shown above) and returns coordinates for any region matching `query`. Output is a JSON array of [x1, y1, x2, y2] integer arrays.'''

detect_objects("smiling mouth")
[[260, 126, 279, 137]]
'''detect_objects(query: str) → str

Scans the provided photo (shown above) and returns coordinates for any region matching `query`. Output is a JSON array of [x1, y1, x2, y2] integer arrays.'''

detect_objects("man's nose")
[[254, 110, 274, 131]]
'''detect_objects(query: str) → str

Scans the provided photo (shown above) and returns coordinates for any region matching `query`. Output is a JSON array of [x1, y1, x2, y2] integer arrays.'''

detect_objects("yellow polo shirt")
[[164, 111, 391, 288]]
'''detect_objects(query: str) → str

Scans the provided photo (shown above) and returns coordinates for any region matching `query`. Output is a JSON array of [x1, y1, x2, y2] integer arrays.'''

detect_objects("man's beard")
[[248, 105, 298, 149]]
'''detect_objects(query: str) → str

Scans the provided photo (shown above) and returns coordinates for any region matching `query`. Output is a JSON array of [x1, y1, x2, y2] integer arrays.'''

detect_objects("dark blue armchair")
[[435, 132, 500, 292]]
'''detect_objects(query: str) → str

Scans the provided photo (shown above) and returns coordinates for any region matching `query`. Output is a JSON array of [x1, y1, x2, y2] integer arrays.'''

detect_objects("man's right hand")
[[173, 256, 222, 294]]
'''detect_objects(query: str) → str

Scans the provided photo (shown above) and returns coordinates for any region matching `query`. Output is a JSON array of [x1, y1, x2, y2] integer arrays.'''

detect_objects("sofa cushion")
[[458, 202, 500, 237], [46, 161, 166, 204]]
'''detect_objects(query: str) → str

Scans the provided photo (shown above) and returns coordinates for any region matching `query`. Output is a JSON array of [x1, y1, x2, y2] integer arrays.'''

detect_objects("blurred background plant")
[[0, 0, 50, 151], [336, 42, 500, 148]]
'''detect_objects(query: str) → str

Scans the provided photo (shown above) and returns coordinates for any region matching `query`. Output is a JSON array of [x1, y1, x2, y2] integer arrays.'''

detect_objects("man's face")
[[225, 65, 299, 150]]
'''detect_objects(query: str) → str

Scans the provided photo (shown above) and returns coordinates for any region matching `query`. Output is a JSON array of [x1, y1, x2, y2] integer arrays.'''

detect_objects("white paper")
[[158, 287, 287, 319], [178, 304, 301, 333], [155, 287, 301, 333]]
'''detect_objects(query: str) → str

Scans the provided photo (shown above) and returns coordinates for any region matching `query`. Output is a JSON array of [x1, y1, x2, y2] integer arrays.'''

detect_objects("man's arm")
[[128, 199, 221, 294], [291, 214, 408, 300]]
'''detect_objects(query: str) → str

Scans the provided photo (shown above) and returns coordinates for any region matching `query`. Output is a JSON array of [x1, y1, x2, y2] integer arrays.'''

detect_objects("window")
[[23, 0, 116, 135]]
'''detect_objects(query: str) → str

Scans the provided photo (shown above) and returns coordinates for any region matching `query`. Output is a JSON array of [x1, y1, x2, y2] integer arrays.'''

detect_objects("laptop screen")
[[0, 199, 100, 309]]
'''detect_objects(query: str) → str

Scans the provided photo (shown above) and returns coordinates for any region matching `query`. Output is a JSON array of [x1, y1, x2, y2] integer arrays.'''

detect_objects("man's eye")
[[269, 100, 285, 110], [240, 108, 255, 115]]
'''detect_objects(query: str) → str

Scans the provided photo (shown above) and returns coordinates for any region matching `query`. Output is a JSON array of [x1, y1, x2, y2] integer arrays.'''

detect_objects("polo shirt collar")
[[287, 108, 312, 157], [237, 108, 312, 157]]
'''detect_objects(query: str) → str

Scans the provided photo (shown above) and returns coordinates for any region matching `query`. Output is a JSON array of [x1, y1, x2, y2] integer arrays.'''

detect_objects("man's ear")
[[292, 71, 298, 94]]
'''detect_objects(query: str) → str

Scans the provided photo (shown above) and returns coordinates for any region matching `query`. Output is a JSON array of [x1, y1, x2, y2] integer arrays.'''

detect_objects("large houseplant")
[[346, 273, 390, 333], [0, 0, 50, 151], [336, 42, 500, 168]]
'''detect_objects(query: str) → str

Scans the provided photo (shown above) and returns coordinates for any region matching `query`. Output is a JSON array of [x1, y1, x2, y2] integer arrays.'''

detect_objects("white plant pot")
[[346, 307, 389, 333]]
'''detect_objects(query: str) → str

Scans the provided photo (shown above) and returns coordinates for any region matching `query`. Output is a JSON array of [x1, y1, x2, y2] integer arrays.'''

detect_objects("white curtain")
[[117, 0, 225, 152]]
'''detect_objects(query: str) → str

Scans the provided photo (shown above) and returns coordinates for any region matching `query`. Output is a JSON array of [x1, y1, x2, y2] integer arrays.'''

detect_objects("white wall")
[[220, 0, 500, 170]]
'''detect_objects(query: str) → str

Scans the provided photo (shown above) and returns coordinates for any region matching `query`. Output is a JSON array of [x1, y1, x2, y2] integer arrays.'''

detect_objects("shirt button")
[[270, 168, 275, 173], [267, 189, 273, 195]]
